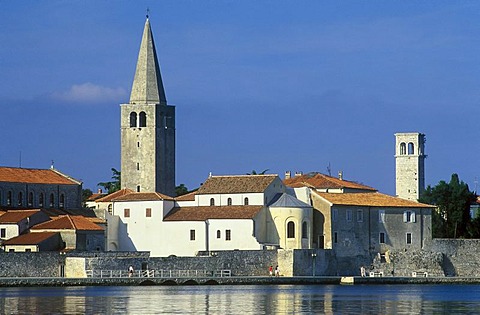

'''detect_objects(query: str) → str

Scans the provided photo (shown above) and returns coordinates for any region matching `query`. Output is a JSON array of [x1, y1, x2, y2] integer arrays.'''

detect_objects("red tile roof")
[[86, 193, 106, 202], [0, 167, 80, 185], [175, 190, 197, 201], [314, 191, 435, 208], [164, 205, 263, 221], [198, 175, 277, 194], [113, 192, 174, 202], [3, 232, 59, 245], [94, 188, 135, 202], [0, 210, 41, 224], [284, 172, 377, 191], [31, 215, 104, 231]]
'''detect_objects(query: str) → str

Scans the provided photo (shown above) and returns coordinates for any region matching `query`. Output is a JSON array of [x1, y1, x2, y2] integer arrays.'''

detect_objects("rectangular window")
[[356, 210, 363, 222], [25, 248, 31, 252], [190, 230, 195, 241], [334, 232, 338, 244], [332, 209, 338, 222], [403, 211, 416, 223], [124, 208, 130, 218], [146, 208, 152, 217], [0, 228, 5, 238], [226, 230, 231, 241], [406, 233, 412, 245], [346, 210, 352, 222], [379, 232, 385, 244], [379, 210, 385, 223]]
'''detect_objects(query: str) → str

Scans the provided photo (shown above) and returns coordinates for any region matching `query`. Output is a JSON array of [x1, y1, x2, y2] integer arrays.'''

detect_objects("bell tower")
[[395, 132, 426, 201], [120, 17, 175, 196]]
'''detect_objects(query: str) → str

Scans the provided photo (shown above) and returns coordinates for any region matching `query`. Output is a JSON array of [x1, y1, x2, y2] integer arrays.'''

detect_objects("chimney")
[[97, 188, 103, 194], [285, 171, 291, 179], [338, 171, 343, 180], [294, 171, 303, 177]]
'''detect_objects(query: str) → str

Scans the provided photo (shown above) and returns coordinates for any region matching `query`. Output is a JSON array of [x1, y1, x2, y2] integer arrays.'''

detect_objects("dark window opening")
[[226, 230, 231, 241], [190, 230, 195, 241], [139, 111, 147, 127], [49, 193, 54, 208], [287, 221, 295, 238], [227, 198, 232, 206], [244, 197, 249, 205], [302, 222, 308, 239], [130, 112, 137, 127]]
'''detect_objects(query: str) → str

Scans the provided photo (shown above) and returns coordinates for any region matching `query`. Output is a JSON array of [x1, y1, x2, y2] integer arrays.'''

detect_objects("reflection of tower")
[[120, 17, 175, 196], [395, 132, 426, 201]]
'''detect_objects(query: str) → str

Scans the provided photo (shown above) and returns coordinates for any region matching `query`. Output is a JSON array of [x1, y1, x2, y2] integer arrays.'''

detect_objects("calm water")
[[1, 284, 480, 314]]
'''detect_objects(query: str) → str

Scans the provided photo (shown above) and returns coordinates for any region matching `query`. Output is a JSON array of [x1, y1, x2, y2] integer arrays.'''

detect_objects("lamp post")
[[311, 253, 317, 277]]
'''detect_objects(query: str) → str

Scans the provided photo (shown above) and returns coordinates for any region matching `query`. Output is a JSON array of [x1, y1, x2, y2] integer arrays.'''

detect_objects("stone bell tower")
[[120, 16, 175, 196], [395, 132, 426, 201]]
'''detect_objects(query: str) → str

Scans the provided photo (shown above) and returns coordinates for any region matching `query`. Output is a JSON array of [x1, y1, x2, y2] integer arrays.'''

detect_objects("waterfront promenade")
[[1, 275, 480, 287]]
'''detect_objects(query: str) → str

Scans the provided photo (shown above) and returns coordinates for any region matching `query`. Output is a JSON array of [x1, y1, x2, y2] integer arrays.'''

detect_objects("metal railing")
[[85, 269, 231, 278]]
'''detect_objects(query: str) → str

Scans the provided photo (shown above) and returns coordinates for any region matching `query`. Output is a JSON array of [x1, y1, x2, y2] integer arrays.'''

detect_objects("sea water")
[[1, 284, 480, 314]]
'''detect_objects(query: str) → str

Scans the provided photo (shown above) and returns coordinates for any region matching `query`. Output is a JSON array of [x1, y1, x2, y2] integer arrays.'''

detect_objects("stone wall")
[[428, 239, 480, 277], [0, 252, 64, 277]]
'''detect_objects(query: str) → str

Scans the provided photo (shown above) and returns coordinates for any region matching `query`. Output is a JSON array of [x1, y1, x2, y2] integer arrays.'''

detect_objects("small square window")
[[146, 208, 152, 217], [124, 208, 130, 218]]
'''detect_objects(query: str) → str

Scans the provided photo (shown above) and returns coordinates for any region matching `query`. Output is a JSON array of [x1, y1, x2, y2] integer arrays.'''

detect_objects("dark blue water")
[[1, 284, 480, 314]]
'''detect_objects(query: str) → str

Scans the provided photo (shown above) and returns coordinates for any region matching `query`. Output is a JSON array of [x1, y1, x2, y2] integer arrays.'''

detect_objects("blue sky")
[[1, 1, 480, 195]]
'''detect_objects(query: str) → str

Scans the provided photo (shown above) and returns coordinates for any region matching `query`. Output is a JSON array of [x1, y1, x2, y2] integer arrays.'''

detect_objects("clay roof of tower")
[[284, 172, 376, 191], [0, 167, 80, 185], [129, 17, 167, 105], [112, 192, 173, 201], [197, 175, 278, 194], [30, 215, 104, 231], [314, 191, 435, 208], [164, 205, 263, 221], [3, 232, 59, 246], [0, 210, 42, 223], [95, 188, 135, 203]]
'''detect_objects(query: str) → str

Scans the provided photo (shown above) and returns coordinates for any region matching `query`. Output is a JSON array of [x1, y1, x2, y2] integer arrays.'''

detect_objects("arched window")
[[210, 198, 215, 206], [217, 230, 221, 238], [302, 222, 308, 239], [59, 194, 65, 209], [107, 204, 113, 215], [287, 221, 295, 238], [7, 191, 12, 206], [227, 198, 232, 206], [408, 142, 415, 155], [400, 142, 406, 155], [28, 192, 34, 207], [17, 192, 23, 206], [130, 112, 137, 127], [49, 193, 54, 208], [139, 111, 147, 127], [244, 197, 249, 205], [39, 193, 44, 207]]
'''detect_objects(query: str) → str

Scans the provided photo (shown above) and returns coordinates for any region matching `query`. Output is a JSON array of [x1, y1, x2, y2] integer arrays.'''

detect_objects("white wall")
[[207, 219, 262, 251], [0, 224, 19, 240]]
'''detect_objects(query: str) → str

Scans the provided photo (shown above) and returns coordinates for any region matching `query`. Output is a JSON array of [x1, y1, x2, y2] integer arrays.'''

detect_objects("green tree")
[[419, 173, 476, 238], [247, 169, 269, 175], [175, 184, 189, 197], [98, 168, 121, 194], [82, 188, 93, 207]]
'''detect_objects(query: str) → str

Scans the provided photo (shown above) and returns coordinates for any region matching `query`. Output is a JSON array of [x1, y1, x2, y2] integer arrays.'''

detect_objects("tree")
[[175, 184, 189, 197], [82, 188, 93, 207], [98, 168, 121, 194], [247, 169, 269, 175], [419, 173, 476, 238]]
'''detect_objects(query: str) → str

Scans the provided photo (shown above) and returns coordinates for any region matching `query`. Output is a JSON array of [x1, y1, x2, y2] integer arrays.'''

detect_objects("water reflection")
[[1, 284, 480, 314]]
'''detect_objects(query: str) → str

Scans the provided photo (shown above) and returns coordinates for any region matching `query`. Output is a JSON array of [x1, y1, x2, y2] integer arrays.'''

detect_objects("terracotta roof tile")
[[3, 232, 59, 245], [95, 188, 135, 202], [113, 192, 174, 202], [314, 191, 435, 208], [0, 167, 80, 185], [31, 215, 104, 231], [174, 190, 197, 201], [0, 210, 41, 223], [87, 193, 106, 202], [164, 205, 263, 221], [198, 175, 277, 194], [284, 172, 377, 191]]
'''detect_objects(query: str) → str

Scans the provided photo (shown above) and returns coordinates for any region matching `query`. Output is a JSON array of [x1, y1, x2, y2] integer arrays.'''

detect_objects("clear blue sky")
[[1, 1, 479, 195]]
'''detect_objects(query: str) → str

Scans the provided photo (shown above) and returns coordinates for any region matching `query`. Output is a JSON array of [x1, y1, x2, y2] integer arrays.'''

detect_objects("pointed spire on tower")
[[129, 17, 167, 105]]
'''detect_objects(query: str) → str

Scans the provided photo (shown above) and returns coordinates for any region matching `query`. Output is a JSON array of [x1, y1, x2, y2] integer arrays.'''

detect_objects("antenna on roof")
[[327, 162, 331, 177], [50, 160, 55, 169]]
